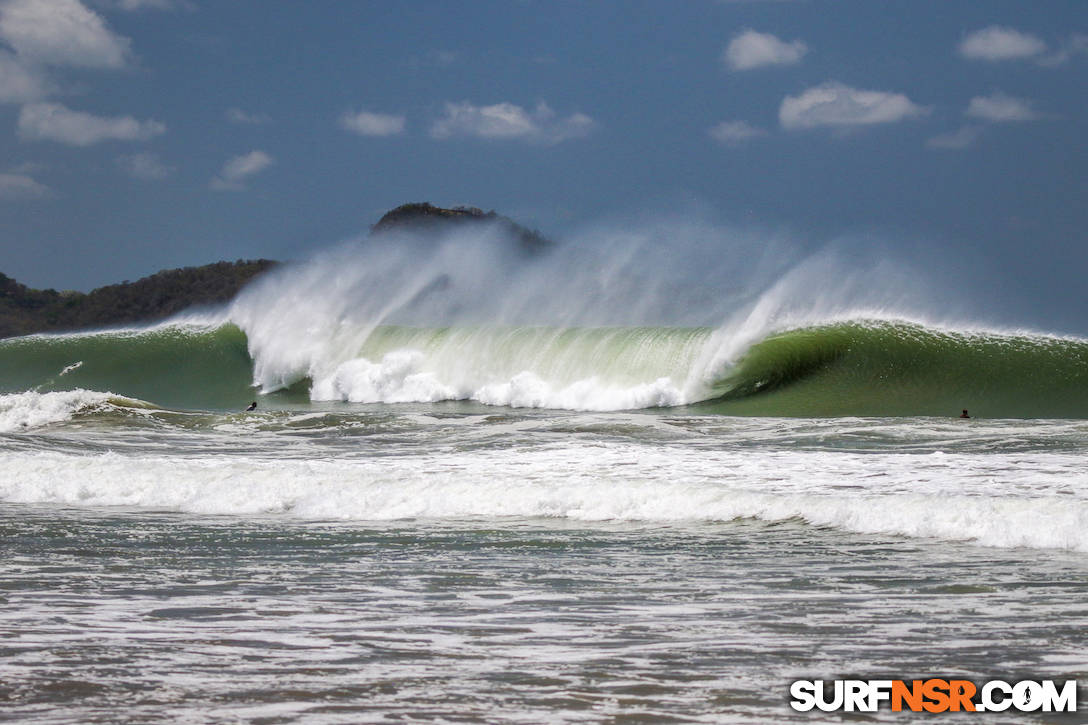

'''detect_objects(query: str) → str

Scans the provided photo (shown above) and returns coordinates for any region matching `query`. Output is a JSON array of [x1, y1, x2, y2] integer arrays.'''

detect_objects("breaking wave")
[[3, 218, 1086, 417], [2, 319, 1087, 417], [3, 444, 1086, 552]]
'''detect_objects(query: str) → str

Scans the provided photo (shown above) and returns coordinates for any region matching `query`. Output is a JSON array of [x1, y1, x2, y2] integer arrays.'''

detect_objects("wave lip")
[[703, 319, 1088, 418], [0, 323, 258, 411]]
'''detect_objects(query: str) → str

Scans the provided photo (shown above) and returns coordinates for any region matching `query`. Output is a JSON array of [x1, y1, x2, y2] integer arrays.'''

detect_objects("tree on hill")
[[0, 260, 277, 339], [371, 202, 552, 255], [0, 203, 554, 339]]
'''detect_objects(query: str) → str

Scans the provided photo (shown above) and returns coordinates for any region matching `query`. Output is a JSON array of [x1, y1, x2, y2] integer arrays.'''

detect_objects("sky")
[[0, 0, 1086, 328]]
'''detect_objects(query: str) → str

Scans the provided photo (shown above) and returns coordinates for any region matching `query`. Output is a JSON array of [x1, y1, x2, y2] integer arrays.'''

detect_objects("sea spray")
[[225, 216, 947, 410], [4, 217, 1087, 416]]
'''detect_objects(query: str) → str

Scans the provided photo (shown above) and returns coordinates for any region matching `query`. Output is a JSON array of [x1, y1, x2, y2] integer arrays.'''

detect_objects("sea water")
[[2, 226, 1087, 722], [2, 399, 1087, 723]]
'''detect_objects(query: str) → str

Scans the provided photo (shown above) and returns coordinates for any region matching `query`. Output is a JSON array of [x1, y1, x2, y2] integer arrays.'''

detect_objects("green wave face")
[[353, 325, 711, 388], [703, 321, 1088, 418], [2, 320, 1088, 418], [0, 325, 260, 410]]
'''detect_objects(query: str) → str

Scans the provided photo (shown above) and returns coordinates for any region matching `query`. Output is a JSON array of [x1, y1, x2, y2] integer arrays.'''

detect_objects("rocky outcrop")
[[371, 202, 552, 255]]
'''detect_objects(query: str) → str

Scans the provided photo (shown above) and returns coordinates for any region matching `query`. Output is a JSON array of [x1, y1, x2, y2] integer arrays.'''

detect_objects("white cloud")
[[0, 0, 130, 69], [959, 26, 1046, 62], [211, 150, 273, 191], [926, 125, 981, 150], [1038, 33, 1088, 67], [339, 109, 406, 137], [779, 82, 927, 130], [226, 107, 272, 125], [115, 0, 179, 10], [116, 151, 172, 179], [0, 171, 50, 200], [430, 101, 594, 144], [723, 30, 807, 70], [965, 92, 1041, 122], [18, 102, 165, 145], [709, 120, 767, 145], [0, 49, 51, 103]]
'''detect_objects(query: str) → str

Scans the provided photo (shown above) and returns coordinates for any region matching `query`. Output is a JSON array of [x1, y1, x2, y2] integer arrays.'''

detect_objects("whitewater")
[[2, 219, 1086, 722]]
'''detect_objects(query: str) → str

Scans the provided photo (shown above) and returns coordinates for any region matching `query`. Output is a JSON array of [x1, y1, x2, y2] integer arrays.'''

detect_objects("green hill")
[[372, 202, 552, 255], [1, 203, 553, 339], [0, 260, 277, 339]]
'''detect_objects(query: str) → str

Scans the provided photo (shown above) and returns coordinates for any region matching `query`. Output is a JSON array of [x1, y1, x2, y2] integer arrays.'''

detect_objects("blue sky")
[[0, 0, 1085, 327]]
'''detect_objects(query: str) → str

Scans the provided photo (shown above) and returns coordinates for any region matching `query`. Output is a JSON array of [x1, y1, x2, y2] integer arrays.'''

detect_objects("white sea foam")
[[0, 389, 118, 433], [2, 444, 1085, 552], [311, 350, 457, 404], [473, 371, 682, 410], [306, 349, 685, 410]]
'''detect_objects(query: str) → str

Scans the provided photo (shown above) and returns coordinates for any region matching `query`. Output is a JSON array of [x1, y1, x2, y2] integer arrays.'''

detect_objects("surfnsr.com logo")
[[789, 679, 1078, 713]]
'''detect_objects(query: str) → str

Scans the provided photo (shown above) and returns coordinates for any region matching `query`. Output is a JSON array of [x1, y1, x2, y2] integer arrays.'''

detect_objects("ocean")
[[2, 232, 1087, 722]]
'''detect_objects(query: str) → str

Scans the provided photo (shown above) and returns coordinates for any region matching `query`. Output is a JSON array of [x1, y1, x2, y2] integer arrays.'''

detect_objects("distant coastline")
[[0, 260, 278, 339], [0, 203, 550, 339]]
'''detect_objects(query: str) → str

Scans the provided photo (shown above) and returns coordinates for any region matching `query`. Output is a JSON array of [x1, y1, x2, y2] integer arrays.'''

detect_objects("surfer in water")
[[245, 401, 257, 412], [959, 409, 970, 418]]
